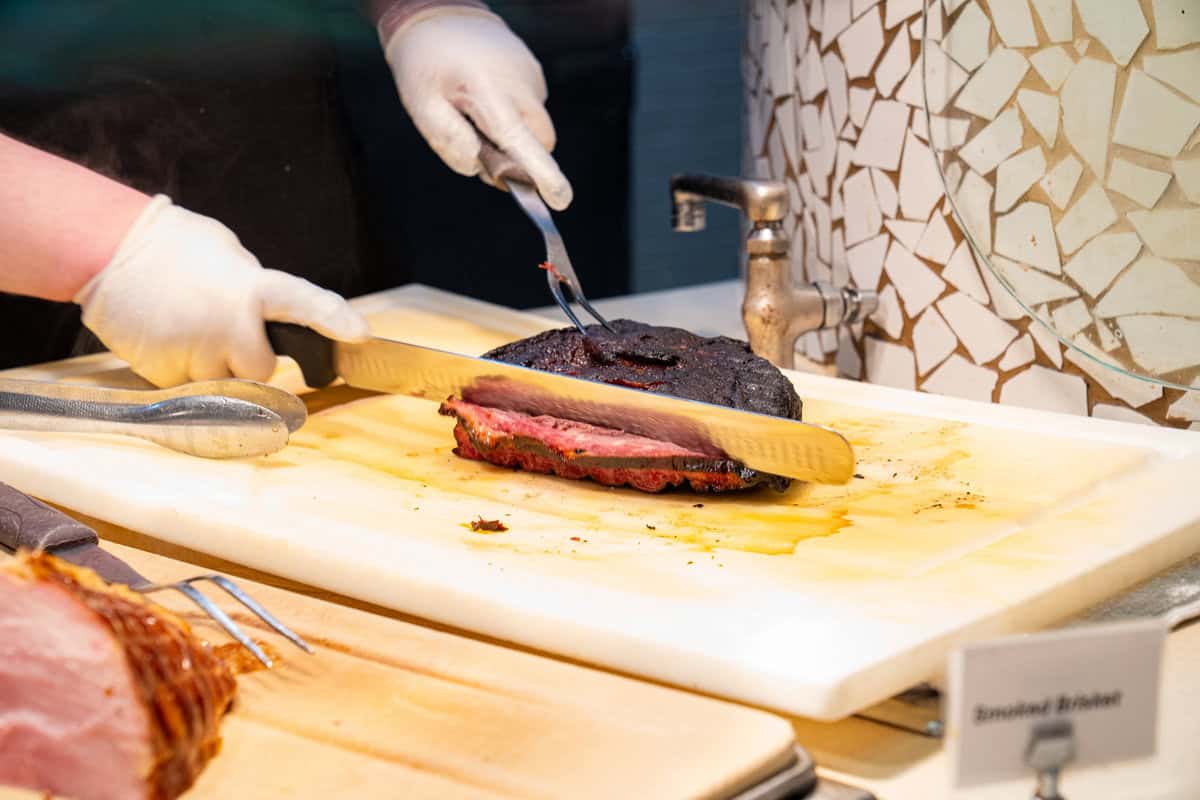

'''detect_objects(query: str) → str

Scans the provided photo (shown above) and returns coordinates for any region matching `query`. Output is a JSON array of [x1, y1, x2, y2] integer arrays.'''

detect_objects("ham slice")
[[0, 551, 236, 800]]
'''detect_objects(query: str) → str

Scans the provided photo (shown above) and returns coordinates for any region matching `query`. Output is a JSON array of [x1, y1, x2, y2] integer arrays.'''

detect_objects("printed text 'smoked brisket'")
[[438, 320, 802, 493]]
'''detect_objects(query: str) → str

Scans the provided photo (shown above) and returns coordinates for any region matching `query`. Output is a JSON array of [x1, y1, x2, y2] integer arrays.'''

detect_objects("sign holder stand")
[[1024, 719, 1075, 800]]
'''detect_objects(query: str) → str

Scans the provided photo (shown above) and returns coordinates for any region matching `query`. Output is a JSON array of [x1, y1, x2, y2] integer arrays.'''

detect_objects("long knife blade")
[[334, 336, 855, 484]]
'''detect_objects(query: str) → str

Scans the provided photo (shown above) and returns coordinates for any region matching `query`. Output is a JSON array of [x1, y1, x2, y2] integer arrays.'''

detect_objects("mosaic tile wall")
[[743, 0, 1199, 430]]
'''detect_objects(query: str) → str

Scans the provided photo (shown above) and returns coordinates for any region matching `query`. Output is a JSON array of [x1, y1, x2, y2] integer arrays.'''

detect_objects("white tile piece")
[[833, 192, 845, 222], [999, 365, 1089, 416], [937, 291, 1019, 364], [851, 100, 910, 170], [942, 1, 990, 71], [1055, 182, 1118, 255], [959, 107, 1024, 176], [843, 168, 884, 246], [1107, 159, 1172, 208], [1113, 70, 1200, 159], [833, 228, 850, 287], [789, 0, 811, 48], [1028, 0, 1072, 43], [898, 130, 944, 221], [1092, 405, 1155, 425], [1143, 51, 1200, 104], [811, 0, 826, 31], [839, 7, 886, 79], [1074, 38, 1090, 56], [983, 0, 1037, 47], [865, 336, 917, 389], [802, 331, 824, 362], [913, 306, 958, 375], [944, 161, 964, 197], [874, 18, 913, 97], [954, 46, 1029, 121], [884, 0, 923, 29], [908, 8, 943, 42], [1016, 89, 1059, 148], [995, 147, 1047, 213], [1049, 298, 1091, 338], [1061, 58, 1116, 178], [990, 255, 1078, 304], [821, 0, 854, 51], [884, 218, 927, 251], [1127, 208, 1200, 261], [767, 18, 793, 98], [814, 195, 833, 263], [921, 354, 999, 402], [871, 168, 899, 218], [820, 328, 840, 353], [995, 202, 1062, 274], [922, 114, 971, 151], [778, 97, 801, 169], [1028, 314, 1064, 367], [1152, 0, 1200, 50], [767, 124, 787, 179], [841, 120, 860, 142], [1075, 0, 1149, 67], [801, 104, 823, 151], [853, 0, 882, 19], [943, 240, 990, 303], [870, 284, 905, 339], [884, 239, 948, 315], [895, 41, 968, 114], [1038, 155, 1083, 210], [943, 0, 969, 13], [1094, 256, 1200, 318], [847, 233, 890, 289], [1094, 315, 1120, 352], [999, 334, 1036, 371], [1167, 386, 1200, 422], [799, 40, 828, 102], [833, 140, 856, 199], [804, 104, 840, 192], [1062, 232, 1143, 298], [803, 207, 818, 272], [1064, 335, 1164, 407], [1029, 46, 1074, 92], [837, 338, 864, 379], [823, 52, 850, 133], [915, 212, 956, 264], [956, 169, 994, 254], [1118, 315, 1200, 374], [849, 87, 876, 128], [1173, 159, 1200, 203], [976, 260, 1025, 324]]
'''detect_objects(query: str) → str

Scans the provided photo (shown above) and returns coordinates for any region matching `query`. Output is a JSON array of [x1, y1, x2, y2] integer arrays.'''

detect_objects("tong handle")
[[0, 482, 97, 554], [266, 322, 338, 389], [477, 136, 534, 189]]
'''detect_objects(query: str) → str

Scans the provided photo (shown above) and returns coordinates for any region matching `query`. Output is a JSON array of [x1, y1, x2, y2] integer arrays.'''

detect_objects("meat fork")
[[477, 138, 615, 334], [0, 482, 311, 669]]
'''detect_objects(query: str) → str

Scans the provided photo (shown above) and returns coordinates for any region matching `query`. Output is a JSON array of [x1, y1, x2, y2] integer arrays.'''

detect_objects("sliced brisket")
[[440, 320, 802, 493], [0, 550, 237, 800]]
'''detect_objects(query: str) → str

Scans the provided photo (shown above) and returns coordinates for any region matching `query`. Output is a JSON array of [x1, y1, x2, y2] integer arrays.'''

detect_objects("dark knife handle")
[[266, 322, 338, 389], [0, 482, 98, 553]]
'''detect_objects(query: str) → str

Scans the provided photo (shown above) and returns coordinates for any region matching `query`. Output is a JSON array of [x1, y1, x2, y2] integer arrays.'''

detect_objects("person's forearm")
[[0, 132, 150, 302], [364, 0, 489, 41]]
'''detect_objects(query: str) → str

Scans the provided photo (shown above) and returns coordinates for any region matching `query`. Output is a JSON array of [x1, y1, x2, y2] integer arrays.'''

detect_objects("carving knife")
[[265, 323, 855, 485]]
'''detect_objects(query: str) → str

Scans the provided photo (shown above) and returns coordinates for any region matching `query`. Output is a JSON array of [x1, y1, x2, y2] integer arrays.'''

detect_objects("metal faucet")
[[670, 173, 878, 370]]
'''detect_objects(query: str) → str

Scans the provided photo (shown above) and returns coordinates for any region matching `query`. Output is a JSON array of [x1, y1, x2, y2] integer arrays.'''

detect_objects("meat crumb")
[[470, 517, 508, 532], [692, 503, 704, 508], [853, 473, 864, 479], [645, 524, 657, 530], [569, 536, 581, 542]]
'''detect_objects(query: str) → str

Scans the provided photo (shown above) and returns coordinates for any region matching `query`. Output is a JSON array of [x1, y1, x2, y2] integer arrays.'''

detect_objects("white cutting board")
[[3, 285, 1199, 721]]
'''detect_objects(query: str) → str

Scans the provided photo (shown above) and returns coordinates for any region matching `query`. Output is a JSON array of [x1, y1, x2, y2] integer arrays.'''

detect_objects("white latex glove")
[[73, 194, 370, 388], [382, 7, 573, 210]]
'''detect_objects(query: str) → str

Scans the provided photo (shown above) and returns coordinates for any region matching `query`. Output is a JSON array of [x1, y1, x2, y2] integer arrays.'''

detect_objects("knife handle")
[[266, 322, 338, 389], [0, 482, 98, 553]]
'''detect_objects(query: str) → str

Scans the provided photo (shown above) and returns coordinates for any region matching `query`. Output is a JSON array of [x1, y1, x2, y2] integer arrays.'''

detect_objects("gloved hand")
[[73, 195, 370, 388], [381, 6, 573, 210]]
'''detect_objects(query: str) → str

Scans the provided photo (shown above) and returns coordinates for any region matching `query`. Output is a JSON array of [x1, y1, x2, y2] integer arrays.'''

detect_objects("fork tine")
[[546, 270, 588, 334], [187, 575, 314, 654], [172, 582, 273, 668], [572, 292, 615, 333]]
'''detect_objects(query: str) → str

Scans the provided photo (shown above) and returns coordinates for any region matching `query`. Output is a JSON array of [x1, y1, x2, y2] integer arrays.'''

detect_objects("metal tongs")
[[0, 377, 307, 458], [477, 137, 614, 334]]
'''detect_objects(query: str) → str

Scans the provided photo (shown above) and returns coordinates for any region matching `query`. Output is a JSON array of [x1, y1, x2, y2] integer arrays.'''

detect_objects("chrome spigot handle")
[[669, 174, 788, 231]]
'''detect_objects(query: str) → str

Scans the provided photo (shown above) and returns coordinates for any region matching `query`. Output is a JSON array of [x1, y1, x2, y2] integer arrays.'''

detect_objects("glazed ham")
[[440, 320, 803, 493], [0, 551, 236, 800]]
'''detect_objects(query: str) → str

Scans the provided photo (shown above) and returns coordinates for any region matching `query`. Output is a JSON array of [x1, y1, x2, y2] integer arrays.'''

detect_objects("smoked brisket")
[[439, 320, 802, 493]]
